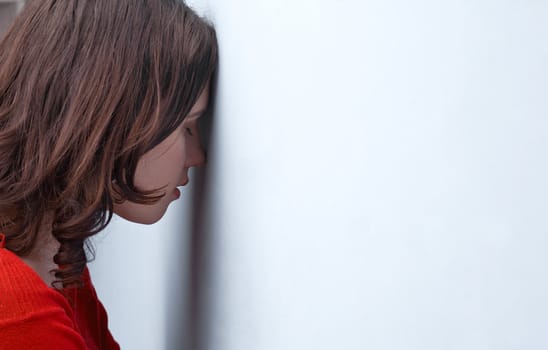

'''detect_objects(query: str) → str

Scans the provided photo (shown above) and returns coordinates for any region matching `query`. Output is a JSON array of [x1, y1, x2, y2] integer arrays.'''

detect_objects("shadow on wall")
[[165, 67, 220, 350]]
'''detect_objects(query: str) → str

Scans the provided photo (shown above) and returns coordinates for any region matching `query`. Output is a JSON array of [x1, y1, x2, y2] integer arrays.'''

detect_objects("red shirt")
[[0, 235, 120, 350]]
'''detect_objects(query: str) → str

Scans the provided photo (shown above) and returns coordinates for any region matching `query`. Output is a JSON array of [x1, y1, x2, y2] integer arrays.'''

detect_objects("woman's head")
[[0, 0, 218, 286], [113, 82, 210, 224]]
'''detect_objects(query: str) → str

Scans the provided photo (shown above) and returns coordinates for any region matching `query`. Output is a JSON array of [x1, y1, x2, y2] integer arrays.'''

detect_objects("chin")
[[113, 204, 168, 225]]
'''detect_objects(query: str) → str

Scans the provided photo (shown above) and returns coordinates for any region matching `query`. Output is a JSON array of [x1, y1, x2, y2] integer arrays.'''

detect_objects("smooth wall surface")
[[196, 1, 548, 349], [91, 1, 548, 350]]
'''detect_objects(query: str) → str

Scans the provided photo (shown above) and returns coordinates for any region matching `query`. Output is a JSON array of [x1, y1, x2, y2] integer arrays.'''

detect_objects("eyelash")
[[185, 127, 193, 136]]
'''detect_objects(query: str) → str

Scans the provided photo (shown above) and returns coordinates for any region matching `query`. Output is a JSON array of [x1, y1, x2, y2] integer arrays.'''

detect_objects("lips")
[[173, 187, 181, 199]]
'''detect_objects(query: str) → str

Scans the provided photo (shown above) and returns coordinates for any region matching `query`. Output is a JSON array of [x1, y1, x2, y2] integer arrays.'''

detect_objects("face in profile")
[[113, 85, 210, 224]]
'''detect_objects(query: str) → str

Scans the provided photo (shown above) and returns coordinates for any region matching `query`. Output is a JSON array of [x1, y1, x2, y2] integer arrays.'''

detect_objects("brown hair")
[[0, 0, 218, 287]]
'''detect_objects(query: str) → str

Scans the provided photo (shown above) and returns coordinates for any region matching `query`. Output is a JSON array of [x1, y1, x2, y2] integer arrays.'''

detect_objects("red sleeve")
[[67, 268, 120, 350], [0, 309, 88, 350], [0, 248, 89, 349]]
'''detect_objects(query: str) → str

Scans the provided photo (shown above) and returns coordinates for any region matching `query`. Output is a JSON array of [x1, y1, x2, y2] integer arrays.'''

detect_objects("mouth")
[[173, 187, 181, 199], [172, 179, 188, 200]]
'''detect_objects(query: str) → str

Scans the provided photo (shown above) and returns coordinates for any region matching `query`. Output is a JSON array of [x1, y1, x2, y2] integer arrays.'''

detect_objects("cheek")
[[133, 137, 187, 190], [170, 136, 187, 165], [158, 137, 188, 187], [168, 137, 187, 174], [134, 153, 170, 189]]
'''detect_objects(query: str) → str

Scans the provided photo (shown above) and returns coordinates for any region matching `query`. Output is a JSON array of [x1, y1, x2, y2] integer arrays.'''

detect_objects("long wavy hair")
[[0, 0, 218, 287]]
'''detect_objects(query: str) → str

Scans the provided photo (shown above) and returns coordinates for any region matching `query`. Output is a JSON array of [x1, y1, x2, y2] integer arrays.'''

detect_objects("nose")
[[185, 132, 206, 168]]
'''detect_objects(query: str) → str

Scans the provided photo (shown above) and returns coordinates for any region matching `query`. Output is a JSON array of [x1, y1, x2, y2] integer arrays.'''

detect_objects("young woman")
[[0, 0, 218, 348]]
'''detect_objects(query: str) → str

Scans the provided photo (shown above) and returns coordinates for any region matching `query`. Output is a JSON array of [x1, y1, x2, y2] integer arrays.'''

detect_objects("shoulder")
[[0, 248, 88, 349]]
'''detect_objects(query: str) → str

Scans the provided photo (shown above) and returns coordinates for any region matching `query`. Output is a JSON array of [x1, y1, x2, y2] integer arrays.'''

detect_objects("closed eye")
[[186, 127, 193, 136]]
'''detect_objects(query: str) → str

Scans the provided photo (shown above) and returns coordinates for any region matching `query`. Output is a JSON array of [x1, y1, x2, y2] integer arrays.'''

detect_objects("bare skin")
[[18, 85, 209, 288], [20, 213, 60, 287]]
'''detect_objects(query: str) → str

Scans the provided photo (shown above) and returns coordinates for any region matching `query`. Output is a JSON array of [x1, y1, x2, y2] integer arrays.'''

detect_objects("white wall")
[[89, 193, 195, 350], [196, 1, 548, 350], [91, 1, 548, 350]]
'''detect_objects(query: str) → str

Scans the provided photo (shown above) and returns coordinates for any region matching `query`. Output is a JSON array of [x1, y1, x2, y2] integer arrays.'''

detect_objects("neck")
[[20, 212, 60, 288]]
